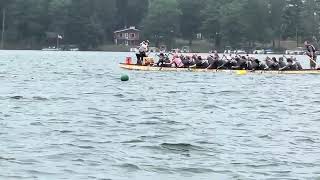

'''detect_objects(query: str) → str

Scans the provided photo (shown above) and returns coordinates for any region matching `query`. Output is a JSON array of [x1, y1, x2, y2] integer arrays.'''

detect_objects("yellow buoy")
[[236, 70, 247, 75]]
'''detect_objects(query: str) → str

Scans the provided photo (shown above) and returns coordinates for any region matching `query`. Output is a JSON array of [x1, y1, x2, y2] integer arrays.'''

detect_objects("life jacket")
[[279, 60, 286, 68], [285, 62, 298, 70], [307, 45, 316, 53], [269, 62, 280, 70]]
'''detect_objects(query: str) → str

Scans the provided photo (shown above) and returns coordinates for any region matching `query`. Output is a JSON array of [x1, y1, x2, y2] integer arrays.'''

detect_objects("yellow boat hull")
[[119, 64, 320, 75]]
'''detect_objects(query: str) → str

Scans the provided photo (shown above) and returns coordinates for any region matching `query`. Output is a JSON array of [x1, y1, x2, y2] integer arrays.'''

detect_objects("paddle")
[[285, 54, 318, 69], [309, 57, 318, 69]]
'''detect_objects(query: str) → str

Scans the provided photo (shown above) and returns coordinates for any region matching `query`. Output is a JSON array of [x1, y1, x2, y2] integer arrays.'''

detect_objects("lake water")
[[0, 50, 320, 180]]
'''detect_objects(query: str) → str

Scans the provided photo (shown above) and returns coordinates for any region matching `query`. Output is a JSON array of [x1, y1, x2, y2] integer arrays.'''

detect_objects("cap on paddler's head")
[[304, 41, 309, 46], [159, 53, 164, 56]]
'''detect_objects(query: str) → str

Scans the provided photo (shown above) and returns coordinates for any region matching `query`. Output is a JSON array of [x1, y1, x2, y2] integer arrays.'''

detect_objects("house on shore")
[[114, 26, 140, 46]]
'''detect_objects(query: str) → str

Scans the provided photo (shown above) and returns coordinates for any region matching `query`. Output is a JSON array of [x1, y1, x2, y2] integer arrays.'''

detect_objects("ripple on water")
[[121, 139, 145, 144], [0, 175, 31, 180], [0, 156, 15, 161], [65, 143, 95, 150], [32, 96, 49, 101], [2, 51, 320, 179], [114, 93, 125, 98], [57, 130, 74, 134], [118, 163, 141, 171], [29, 122, 44, 126], [160, 143, 205, 152], [294, 137, 317, 144], [9, 95, 24, 100]]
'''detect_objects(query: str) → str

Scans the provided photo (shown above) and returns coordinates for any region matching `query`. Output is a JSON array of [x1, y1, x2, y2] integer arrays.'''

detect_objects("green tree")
[[116, 0, 128, 28], [0, 0, 13, 48], [8, 0, 48, 48], [0, 0, 319, 50], [219, 1, 247, 48], [242, 0, 271, 46], [66, 0, 116, 49], [269, 0, 286, 48], [313, 0, 320, 43], [142, 0, 181, 48], [127, 0, 149, 27], [282, 0, 303, 45], [300, 0, 319, 41], [201, 0, 225, 48], [178, 0, 205, 46], [47, 0, 71, 33]]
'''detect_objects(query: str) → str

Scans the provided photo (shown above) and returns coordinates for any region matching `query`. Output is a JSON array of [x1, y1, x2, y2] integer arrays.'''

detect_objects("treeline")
[[146, 0, 320, 49], [0, 0, 319, 49]]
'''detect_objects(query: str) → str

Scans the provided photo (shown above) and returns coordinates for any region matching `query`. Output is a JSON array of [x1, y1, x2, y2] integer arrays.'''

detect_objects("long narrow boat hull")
[[119, 63, 320, 75]]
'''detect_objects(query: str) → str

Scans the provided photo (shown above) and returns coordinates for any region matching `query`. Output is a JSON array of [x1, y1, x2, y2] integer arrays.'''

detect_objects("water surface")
[[0, 50, 319, 180]]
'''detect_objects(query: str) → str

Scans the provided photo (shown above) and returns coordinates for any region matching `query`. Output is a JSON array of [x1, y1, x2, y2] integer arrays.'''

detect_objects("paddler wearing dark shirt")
[[280, 58, 298, 71], [304, 41, 317, 69], [268, 57, 280, 70]]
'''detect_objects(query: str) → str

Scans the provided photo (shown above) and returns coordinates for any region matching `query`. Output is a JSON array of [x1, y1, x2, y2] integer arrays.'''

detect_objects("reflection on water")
[[0, 50, 319, 180]]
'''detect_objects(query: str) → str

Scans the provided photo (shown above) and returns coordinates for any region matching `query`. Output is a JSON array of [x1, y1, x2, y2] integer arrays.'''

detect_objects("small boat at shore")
[[41, 47, 62, 51], [119, 63, 320, 75]]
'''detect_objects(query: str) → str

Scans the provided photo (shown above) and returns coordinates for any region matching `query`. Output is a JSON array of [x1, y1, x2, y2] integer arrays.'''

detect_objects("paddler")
[[252, 59, 267, 70], [292, 56, 303, 70], [265, 57, 273, 68], [268, 57, 280, 70], [135, 45, 140, 64], [216, 57, 234, 70], [278, 57, 287, 69], [156, 53, 166, 67], [137, 40, 149, 65], [280, 58, 298, 71], [207, 51, 220, 69], [182, 56, 193, 67], [231, 56, 248, 70], [171, 54, 184, 68], [213, 50, 220, 60], [194, 55, 208, 68], [304, 41, 317, 69]]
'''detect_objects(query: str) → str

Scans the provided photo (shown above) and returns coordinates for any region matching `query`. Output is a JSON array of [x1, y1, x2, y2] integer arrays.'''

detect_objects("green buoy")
[[121, 74, 129, 81]]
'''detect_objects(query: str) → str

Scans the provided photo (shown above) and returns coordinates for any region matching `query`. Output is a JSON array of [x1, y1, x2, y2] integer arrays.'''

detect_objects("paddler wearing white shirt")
[[137, 40, 149, 65]]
